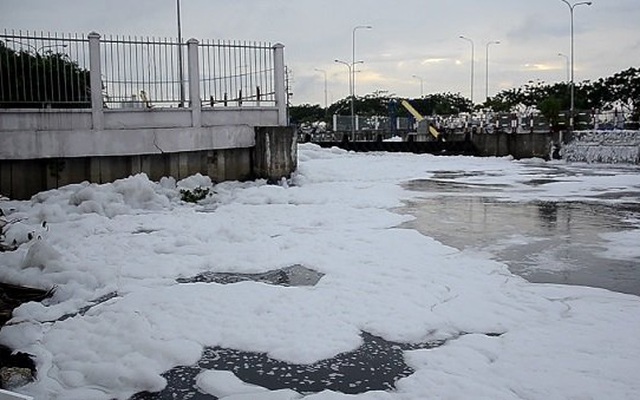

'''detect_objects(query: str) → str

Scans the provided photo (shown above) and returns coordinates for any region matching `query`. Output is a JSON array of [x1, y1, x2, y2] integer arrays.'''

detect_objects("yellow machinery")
[[400, 99, 442, 140]]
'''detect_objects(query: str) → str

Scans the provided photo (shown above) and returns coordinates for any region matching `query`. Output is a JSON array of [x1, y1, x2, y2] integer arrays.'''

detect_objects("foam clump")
[[563, 130, 640, 164]]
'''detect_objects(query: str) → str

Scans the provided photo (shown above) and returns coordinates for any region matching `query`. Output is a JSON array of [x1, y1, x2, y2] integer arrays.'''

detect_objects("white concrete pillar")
[[273, 43, 287, 126], [88, 32, 103, 130], [187, 38, 201, 127]]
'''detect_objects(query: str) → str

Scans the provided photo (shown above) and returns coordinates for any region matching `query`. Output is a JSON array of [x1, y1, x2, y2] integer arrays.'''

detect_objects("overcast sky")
[[2, 0, 639, 106]]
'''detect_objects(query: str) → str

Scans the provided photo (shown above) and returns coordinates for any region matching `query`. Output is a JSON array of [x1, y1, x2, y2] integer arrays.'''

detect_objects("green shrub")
[[180, 187, 211, 203]]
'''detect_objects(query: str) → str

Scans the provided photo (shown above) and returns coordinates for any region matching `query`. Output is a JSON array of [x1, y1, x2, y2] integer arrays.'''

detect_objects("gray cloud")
[[1, 0, 638, 105]]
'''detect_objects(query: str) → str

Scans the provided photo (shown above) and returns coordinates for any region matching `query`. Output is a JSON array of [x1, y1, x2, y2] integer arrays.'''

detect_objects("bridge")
[[0, 31, 295, 199]]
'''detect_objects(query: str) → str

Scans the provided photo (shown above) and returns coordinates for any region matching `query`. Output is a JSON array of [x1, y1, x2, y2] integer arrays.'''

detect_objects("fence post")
[[273, 43, 287, 126], [88, 32, 103, 130], [187, 38, 201, 127]]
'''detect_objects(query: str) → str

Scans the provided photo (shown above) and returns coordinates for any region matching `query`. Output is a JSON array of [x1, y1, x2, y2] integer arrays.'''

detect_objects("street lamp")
[[412, 75, 424, 97], [559, 0, 592, 131], [314, 68, 328, 109], [485, 40, 500, 102], [176, 0, 185, 107], [352, 25, 372, 98], [557, 53, 570, 82], [336, 59, 362, 141], [459, 35, 475, 104]]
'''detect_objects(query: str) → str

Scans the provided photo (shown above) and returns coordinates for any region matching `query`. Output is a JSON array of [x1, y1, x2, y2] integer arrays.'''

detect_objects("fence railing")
[[0, 30, 91, 108], [330, 109, 638, 134], [1, 30, 285, 118], [199, 40, 275, 108]]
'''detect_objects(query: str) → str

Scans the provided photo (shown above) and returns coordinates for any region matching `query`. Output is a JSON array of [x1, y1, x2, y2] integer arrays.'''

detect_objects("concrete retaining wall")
[[471, 132, 554, 159], [253, 127, 298, 182], [0, 126, 296, 200]]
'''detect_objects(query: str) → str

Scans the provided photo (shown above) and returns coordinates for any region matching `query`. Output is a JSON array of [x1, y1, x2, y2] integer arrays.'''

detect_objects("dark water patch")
[[132, 228, 159, 235], [130, 331, 502, 399], [56, 291, 119, 322], [177, 265, 324, 287], [404, 179, 506, 194], [590, 191, 640, 201]]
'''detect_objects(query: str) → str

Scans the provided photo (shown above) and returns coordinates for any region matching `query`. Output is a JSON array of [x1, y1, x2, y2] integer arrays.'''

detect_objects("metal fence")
[[0, 30, 91, 108], [1, 30, 278, 109], [331, 109, 638, 135], [100, 35, 185, 108], [199, 40, 275, 107]]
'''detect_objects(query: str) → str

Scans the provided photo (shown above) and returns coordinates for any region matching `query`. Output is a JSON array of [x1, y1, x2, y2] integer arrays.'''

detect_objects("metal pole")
[[335, 59, 353, 140], [560, 0, 592, 131], [315, 68, 328, 109], [352, 25, 372, 99], [558, 53, 570, 81], [412, 75, 424, 97], [176, 0, 185, 107], [485, 41, 500, 102], [459, 35, 474, 104]]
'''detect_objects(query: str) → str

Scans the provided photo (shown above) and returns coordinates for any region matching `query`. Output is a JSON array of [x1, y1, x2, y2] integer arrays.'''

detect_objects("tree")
[[412, 93, 473, 115], [0, 41, 91, 108], [288, 103, 326, 125], [538, 96, 562, 131], [482, 67, 640, 123]]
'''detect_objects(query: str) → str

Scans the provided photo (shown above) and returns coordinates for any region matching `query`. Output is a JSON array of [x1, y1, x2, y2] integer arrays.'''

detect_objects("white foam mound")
[[563, 130, 640, 164]]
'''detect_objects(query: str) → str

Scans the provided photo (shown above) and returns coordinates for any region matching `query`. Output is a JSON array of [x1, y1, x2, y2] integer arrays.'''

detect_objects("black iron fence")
[[1, 30, 280, 109]]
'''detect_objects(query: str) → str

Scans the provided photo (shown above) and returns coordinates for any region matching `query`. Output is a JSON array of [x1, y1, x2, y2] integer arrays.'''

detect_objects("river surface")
[[401, 167, 640, 296]]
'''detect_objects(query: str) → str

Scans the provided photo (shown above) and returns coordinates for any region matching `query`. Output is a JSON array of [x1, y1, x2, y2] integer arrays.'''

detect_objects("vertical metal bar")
[[217, 40, 223, 104], [109, 34, 116, 106], [45, 30, 51, 104], [157, 37, 162, 104], [152, 37, 157, 103], [62, 34, 69, 102], [27, 32, 35, 103], [135, 36, 140, 101], [128, 35, 133, 103], [8, 29, 16, 101], [18, 30, 25, 102], [222, 40, 228, 104], [235, 40, 241, 104], [54, 31, 61, 104], [171, 38, 175, 104]]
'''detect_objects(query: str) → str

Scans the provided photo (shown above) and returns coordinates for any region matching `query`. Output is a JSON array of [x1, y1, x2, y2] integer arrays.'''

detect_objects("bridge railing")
[[0, 30, 287, 125]]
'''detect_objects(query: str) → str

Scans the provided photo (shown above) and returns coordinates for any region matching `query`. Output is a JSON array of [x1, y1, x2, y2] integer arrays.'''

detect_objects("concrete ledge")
[[0, 125, 255, 160]]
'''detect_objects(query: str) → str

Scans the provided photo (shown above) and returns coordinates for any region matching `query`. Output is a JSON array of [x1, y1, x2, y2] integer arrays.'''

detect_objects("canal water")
[[401, 168, 640, 297], [130, 159, 640, 399]]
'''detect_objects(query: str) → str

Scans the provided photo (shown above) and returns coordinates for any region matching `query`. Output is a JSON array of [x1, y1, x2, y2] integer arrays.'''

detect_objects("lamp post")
[[557, 53, 570, 82], [560, 0, 592, 131], [412, 75, 424, 97], [352, 25, 372, 99], [176, 0, 185, 107], [314, 68, 328, 109], [485, 40, 500, 102], [336, 59, 362, 141], [459, 35, 475, 104]]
